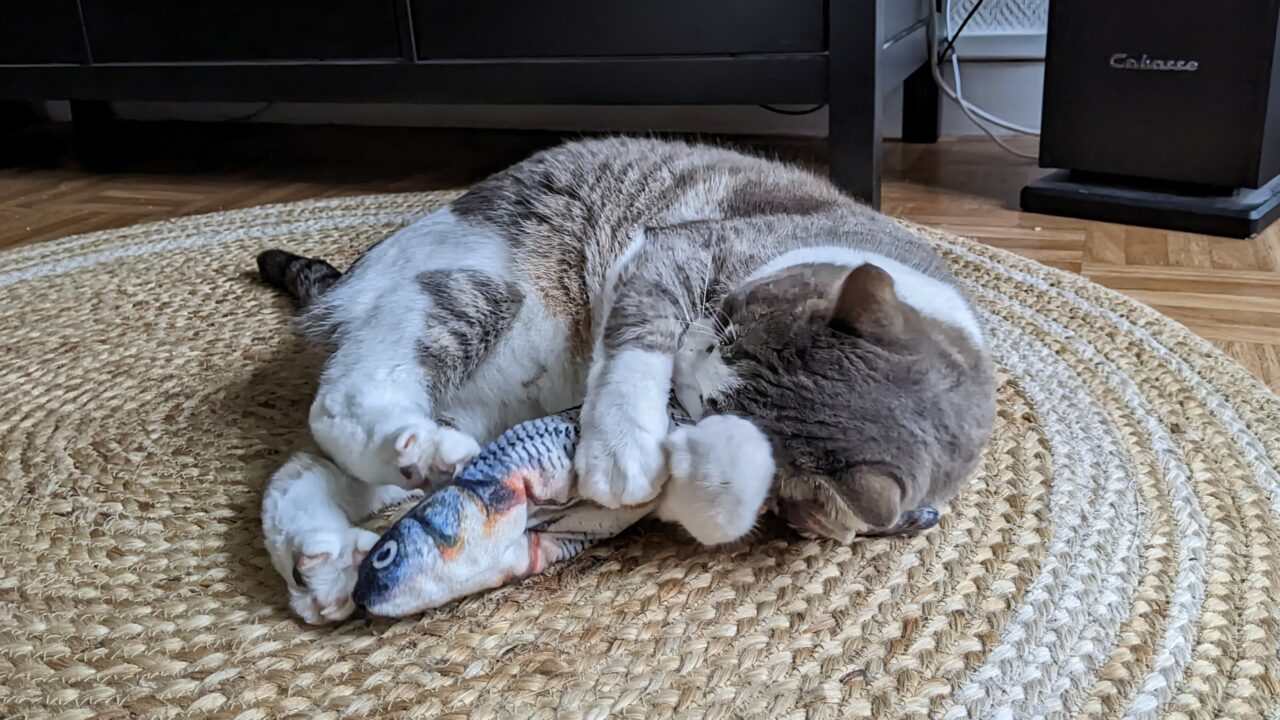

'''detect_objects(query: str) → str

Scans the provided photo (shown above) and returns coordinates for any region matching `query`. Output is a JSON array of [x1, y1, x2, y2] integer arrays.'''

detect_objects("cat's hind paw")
[[288, 528, 379, 624]]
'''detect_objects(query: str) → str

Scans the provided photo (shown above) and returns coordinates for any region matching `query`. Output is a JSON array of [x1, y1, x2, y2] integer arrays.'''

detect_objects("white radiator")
[[947, 0, 1047, 59]]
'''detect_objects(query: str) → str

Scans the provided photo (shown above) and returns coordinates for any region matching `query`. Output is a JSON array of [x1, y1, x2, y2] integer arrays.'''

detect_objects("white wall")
[[930, 0, 1046, 136]]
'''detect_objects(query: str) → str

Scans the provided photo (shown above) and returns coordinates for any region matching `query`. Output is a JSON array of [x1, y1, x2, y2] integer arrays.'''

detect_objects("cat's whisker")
[[675, 283, 697, 328], [681, 324, 717, 339], [698, 262, 714, 314], [706, 306, 731, 339], [672, 317, 721, 345], [712, 316, 738, 346]]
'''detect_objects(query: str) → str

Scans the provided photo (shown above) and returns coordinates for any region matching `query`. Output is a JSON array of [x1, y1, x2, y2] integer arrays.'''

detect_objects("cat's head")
[[702, 262, 995, 542]]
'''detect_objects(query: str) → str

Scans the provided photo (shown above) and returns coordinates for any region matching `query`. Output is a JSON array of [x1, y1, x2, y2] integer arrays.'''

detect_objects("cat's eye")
[[291, 566, 308, 589], [705, 344, 715, 354], [371, 540, 398, 569]]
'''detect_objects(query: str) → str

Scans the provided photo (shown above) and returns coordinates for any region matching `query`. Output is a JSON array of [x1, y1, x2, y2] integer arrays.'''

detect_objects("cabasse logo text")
[[1109, 53, 1199, 72]]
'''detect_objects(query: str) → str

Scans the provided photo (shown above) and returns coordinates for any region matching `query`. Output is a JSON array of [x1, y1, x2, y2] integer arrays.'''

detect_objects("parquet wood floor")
[[1, 123, 1277, 390], [880, 138, 1280, 391]]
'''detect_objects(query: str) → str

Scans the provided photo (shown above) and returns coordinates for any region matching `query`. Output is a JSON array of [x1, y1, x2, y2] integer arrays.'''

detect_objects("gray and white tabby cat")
[[259, 137, 995, 545]]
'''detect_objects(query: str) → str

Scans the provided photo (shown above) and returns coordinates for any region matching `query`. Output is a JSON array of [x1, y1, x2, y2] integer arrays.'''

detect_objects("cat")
[[258, 137, 996, 544], [263, 330, 776, 623]]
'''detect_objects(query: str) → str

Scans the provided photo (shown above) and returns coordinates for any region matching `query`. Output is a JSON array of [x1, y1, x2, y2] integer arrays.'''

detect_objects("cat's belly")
[[438, 289, 589, 443]]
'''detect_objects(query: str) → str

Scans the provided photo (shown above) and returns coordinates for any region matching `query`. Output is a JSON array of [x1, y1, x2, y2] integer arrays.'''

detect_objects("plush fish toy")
[[353, 411, 655, 617], [352, 410, 940, 618]]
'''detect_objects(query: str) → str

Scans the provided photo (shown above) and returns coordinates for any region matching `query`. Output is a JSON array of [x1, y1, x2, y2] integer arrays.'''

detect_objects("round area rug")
[[2, 193, 1278, 720]]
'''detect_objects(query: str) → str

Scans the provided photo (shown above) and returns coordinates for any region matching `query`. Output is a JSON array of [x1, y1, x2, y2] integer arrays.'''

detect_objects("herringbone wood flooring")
[[1, 125, 1277, 390], [880, 138, 1280, 391]]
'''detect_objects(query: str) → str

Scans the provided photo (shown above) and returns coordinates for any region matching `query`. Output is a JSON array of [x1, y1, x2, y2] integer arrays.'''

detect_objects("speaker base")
[[1020, 171, 1280, 239]]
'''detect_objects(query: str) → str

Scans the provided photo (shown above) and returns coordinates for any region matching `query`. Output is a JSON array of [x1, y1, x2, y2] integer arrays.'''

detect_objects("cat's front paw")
[[658, 415, 775, 545], [576, 394, 669, 509], [394, 423, 481, 488]]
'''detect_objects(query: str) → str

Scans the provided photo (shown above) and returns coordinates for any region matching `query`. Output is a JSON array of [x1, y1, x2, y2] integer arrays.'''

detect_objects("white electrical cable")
[[949, 49, 1041, 159], [928, 0, 1041, 159], [932, 0, 1041, 135]]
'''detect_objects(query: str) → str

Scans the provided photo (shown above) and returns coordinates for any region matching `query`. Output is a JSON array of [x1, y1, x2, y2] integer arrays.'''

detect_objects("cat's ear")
[[843, 466, 903, 529], [829, 264, 906, 341]]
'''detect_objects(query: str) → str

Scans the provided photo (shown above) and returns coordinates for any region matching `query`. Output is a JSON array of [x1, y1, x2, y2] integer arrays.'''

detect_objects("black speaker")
[[1021, 0, 1280, 237]]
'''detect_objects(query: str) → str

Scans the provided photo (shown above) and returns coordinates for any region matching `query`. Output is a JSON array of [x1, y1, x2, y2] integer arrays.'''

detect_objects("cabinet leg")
[[828, 0, 883, 207], [70, 100, 119, 170], [829, 103, 881, 208]]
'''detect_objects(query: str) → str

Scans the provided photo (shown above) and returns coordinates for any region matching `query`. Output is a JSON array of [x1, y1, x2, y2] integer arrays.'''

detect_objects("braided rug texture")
[[2, 192, 1279, 720]]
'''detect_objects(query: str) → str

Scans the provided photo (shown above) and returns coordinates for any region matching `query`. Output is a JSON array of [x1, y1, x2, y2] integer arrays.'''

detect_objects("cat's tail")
[[256, 249, 341, 307]]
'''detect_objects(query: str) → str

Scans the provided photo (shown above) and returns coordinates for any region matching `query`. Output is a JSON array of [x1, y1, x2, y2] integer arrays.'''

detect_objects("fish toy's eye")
[[371, 540, 398, 569]]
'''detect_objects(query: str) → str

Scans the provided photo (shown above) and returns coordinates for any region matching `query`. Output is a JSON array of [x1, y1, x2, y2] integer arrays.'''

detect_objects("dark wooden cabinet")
[[0, 0, 937, 205], [80, 0, 404, 62], [411, 0, 824, 59], [0, 0, 86, 64]]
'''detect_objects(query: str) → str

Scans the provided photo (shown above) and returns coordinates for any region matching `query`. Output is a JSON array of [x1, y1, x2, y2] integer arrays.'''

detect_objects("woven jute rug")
[[2, 192, 1279, 720]]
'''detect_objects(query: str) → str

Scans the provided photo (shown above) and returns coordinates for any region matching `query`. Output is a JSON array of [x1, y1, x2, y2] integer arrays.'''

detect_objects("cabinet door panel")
[[0, 0, 86, 64], [411, 0, 824, 59], [82, 0, 403, 63]]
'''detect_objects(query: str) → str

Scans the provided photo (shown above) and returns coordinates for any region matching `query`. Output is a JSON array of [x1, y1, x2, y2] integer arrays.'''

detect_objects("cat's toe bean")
[[398, 464, 423, 485]]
